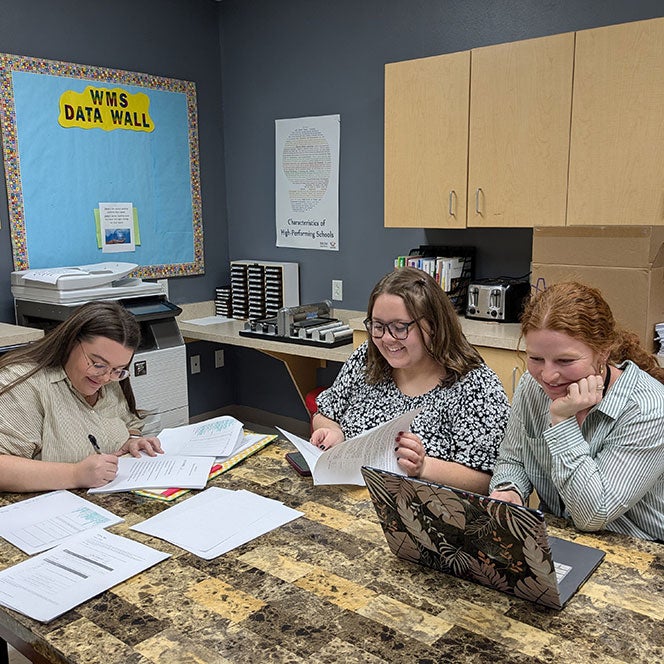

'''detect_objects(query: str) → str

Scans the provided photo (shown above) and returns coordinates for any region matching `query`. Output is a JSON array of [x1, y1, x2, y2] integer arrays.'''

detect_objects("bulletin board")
[[0, 53, 204, 277]]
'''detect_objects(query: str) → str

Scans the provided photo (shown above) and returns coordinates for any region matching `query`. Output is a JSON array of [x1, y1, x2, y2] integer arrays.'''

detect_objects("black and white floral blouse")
[[316, 343, 510, 472]]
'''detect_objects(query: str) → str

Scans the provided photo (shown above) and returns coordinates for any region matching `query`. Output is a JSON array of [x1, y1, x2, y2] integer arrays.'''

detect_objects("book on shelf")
[[394, 254, 466, 293]]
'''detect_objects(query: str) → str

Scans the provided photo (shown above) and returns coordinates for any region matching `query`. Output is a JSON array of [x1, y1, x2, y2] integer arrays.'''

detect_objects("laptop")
[[361, 467, 605, 610]]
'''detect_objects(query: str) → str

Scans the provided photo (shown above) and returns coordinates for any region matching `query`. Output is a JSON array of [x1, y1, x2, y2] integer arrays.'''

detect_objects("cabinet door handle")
[[448, 190, 457, 217], [511, 366, 518, 394], [475, 188, 483, 215]]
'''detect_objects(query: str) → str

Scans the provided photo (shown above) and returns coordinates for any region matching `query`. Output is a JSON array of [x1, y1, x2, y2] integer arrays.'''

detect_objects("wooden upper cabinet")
[[467, 33, 574, 227], [567, 18, 664, 226], [384, 51, 470, 228]]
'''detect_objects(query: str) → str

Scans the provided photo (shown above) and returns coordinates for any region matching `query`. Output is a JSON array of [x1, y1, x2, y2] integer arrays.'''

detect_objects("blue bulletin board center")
[[0, 54, 204, 278]]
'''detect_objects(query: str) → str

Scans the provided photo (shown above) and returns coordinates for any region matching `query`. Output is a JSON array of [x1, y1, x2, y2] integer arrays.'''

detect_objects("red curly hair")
[[521, 282, 664, 384]]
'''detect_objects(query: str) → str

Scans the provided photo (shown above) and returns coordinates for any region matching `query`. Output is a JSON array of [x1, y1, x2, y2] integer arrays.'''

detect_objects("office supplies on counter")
[[215, 284, 233, 317], [131, 486, 303, 559], [362, 467, 605, 610], [466, 277, 531, 322], [230, 259, 299, 320], [239, 300, 353, 348]]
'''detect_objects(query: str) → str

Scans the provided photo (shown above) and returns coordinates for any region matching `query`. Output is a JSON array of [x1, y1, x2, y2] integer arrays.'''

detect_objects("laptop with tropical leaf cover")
[[361, 466, 605, 610]]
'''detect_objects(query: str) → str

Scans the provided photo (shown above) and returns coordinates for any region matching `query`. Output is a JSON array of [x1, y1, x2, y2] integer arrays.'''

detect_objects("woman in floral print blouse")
[[311, 267, 510, 493]]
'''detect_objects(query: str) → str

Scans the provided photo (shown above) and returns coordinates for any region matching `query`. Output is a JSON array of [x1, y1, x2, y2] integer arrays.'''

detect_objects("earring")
[[599, 364, 605, 375]]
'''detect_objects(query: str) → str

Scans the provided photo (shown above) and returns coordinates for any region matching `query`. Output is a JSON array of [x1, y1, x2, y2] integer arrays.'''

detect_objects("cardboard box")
[[531, 227, 664, 351]]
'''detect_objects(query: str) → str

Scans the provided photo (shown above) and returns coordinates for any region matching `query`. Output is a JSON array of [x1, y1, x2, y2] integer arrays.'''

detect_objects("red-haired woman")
[[490, 282, 664, 541]]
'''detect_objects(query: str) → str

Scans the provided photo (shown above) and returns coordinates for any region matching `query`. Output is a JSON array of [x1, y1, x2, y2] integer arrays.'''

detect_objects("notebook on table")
[[361, 466, 605, 610]]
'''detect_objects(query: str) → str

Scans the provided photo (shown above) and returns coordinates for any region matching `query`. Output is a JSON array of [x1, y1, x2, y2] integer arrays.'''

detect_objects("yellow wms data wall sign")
[[0, 54, 203, 277], [59, 86, 154, 132]]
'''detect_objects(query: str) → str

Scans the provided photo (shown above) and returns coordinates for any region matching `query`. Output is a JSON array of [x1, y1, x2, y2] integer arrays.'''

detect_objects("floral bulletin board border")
[[0, 53, 204, 277]]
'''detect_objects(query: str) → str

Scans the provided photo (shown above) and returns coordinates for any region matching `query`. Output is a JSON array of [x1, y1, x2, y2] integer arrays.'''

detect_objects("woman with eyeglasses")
[[311, 267, 510, 493], [0, 301, 162, 492]]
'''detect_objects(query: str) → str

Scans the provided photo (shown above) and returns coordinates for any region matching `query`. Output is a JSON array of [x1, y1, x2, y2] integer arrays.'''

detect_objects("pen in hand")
[[88, 434, 102, 455]]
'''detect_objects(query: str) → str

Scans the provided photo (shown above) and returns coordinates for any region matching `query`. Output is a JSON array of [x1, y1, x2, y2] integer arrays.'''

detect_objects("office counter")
[[0, 323, 43, 348], [176, 302, 526, 405], [0, 438, 662, 664], [177, 303, 357, 407]]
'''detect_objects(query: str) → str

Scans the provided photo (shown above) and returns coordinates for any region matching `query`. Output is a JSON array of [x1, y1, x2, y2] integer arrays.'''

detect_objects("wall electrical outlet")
[[190, 355, 201, 374], [332, 279, 343, 301], [214, 349, 225, 368]]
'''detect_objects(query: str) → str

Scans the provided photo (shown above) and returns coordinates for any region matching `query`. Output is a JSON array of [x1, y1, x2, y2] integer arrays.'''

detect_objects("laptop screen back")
[[362, 466, 604, 610]]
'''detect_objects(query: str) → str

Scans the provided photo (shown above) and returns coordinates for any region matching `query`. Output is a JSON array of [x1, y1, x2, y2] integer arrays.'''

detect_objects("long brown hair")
[[0, 301, 143, 414], [365, 267, 483, 387], [521, 281, 664, 384]]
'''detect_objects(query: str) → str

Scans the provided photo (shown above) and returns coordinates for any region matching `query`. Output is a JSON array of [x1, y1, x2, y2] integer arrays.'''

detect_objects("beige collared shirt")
[[0, 363, 143, 463]]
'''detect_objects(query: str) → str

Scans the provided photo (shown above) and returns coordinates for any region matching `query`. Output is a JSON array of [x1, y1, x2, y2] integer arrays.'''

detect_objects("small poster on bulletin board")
[[0, 53, 204, 277], [275, 114, 340, 251]]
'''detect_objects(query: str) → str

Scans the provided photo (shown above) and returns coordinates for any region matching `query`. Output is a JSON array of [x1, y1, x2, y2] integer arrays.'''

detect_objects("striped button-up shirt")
[[490, 361, 664, 541], [0, 363, 143, 463]]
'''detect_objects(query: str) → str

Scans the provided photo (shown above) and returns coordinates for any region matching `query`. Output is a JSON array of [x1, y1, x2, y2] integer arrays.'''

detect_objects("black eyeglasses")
[[363, 318, 418, 340]]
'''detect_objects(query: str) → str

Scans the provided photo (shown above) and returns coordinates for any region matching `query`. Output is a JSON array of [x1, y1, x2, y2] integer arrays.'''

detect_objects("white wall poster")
[[275, 114, 339, 251]]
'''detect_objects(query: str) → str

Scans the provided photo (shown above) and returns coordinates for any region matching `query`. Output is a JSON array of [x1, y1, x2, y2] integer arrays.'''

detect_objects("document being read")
[[88, 455, 215, 494], [277, 409, 421, 485], [0, 529, 169, 622]]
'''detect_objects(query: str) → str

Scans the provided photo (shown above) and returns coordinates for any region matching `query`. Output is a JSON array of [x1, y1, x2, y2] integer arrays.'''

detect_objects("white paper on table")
[[131, 487, 303, 559], [213, 432, 266, 462], [277, 408, 421, 486], [157, 416, 244, 457], [87, 455, 215, 494], [0, 491, 123, 555], [0, 528, 169, 622]]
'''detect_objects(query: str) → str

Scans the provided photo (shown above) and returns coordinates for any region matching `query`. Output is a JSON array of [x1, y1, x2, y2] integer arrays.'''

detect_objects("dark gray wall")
[[2, 0, 664, 422], [217, 0, 664, 421], [0, 0, 227, 322], [218, 0, 664, 311]]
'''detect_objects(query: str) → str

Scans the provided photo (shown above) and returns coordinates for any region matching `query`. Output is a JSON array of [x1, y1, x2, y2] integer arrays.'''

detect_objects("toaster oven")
[[465, 279, 530, 323]]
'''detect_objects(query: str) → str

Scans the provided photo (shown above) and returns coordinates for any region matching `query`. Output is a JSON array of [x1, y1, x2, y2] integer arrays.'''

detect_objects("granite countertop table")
[[0, 439, 662, 663]]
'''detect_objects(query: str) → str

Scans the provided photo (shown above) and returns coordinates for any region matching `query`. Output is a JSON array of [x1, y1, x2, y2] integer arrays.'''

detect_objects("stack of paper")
[[0, 491, 123, 554], [656, 322, 664, 357], [131, 487, 303, 559], [157, 415, 245, 457], [88, 416, 268, 496], [0, 529, 169, 622], [132, 431, 277, 502], [88, 455, 216, 494]]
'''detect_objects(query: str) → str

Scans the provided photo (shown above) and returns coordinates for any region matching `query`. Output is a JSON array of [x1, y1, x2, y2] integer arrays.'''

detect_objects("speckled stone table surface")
[[0, 439, 662, 664]]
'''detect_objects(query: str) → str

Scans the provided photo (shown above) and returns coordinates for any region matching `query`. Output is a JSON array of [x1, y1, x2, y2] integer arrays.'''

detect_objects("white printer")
[[12, 262, 189, 435]]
